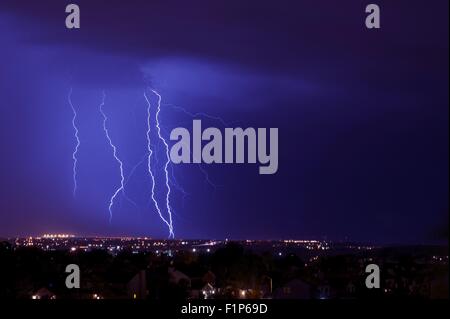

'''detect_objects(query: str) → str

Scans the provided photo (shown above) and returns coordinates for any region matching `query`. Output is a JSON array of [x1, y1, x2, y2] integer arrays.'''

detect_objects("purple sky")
[[0, 0, 448, 243]]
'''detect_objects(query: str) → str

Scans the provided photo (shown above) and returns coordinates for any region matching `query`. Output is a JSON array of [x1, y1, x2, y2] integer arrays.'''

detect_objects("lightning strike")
[[153, 89, 175, 237], [99, 91, 133, 222], [68, 88, 80, 197], [144, 91, 174, 238]]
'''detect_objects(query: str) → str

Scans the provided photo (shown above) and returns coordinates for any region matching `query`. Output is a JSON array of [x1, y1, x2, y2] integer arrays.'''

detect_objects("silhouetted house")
[[202, 271, 216, 286], [260, 276, 273, 298], [317, 284, 333, 299], [274, 279, 311, 299], [190, 271, 217, 299], [200, 283, 216, 299], [31, 287, 56, 299], [127, 270, 147, 299], [430, 273, 449, 299], [168, 267, 191, 287], [0, 240, 11, 251], [344, 282, 356, 298]]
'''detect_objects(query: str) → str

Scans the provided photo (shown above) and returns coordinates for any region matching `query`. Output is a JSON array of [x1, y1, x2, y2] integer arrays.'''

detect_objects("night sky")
[[0, 0, 448, 243]]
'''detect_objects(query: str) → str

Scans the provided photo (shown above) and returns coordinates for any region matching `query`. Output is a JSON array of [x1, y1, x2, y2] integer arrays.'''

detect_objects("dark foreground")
[[0, 239, 448, 300]]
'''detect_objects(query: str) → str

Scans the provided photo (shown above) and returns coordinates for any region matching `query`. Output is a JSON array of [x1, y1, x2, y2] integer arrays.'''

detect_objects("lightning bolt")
[[68, 88, 80, 197], [99, 91, 139, 222], [153, 89, 175, 238], [144, 91, 174, 238]]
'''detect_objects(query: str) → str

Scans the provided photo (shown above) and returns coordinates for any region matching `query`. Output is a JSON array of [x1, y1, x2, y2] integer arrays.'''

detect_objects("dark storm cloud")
[[1, 0, 447, 103], [1, 0, 446, 71]]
